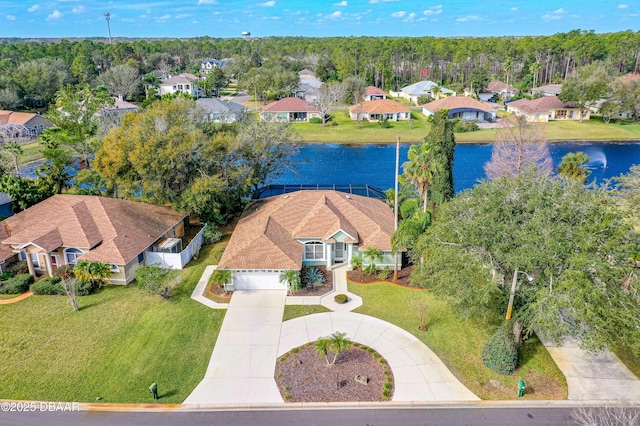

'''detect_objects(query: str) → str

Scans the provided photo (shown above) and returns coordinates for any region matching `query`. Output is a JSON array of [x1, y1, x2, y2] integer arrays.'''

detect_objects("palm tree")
[[89, 262, 112, 288], [362, 247, 383, 276], [402, 141, 442, 213], [211, 269, 233, 293], [503, 59, 513, 97], [314, 337, 332, 365], [73, 260, 91, 283], [529, 62, 541, 89], [558, 152, 590, 183], [391, 211, 431, 252], [279, 270, 301, 293], [351, 255, 363, 271], [328, 331, 352, 364]]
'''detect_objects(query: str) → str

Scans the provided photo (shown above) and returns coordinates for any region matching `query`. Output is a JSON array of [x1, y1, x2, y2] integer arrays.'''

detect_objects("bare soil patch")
[[275, 343, 394, 402]]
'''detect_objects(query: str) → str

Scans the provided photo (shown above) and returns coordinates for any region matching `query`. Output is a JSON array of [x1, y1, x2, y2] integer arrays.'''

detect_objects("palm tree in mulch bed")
[[315, 331, 352, 365]]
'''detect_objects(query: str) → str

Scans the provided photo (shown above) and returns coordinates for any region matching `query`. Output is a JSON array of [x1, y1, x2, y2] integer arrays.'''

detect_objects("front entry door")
[[334, 243, 345, 263], [51, 255, 59, 270]]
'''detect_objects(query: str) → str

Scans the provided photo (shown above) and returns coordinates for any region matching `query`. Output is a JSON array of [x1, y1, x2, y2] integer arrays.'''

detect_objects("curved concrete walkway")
[[0, 291, 32, 304], [279, 312, 479, 402], [539, 335, 640, 401]]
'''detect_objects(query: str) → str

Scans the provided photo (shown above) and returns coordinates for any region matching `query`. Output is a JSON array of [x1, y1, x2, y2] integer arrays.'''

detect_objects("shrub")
[[0, 271, 12, 281], [6, 261, 29, 276], [482, 322, 519, 375], [453, 118, 479, 133], [381, 389, 391, 398], [334, 294, 348, 304], [202, 224, 223, 244], [309, 117, 323, 124], [53, 265, 75, 279], [75, 280, 97, 296], [378, 266, 391, 281], [417, 94, 433, 105], [384, 381, 393, 390], [1, 274, 34, 294], [303, 267, 326, 287], [378, 117, 390, 128], [400, 199, 419, 220], [351, 256, 363, 271], [30, 277, 64, 295]]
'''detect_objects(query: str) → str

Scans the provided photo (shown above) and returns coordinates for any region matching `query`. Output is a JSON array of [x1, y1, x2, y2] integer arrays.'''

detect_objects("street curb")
[[2, 399, 636, 413]]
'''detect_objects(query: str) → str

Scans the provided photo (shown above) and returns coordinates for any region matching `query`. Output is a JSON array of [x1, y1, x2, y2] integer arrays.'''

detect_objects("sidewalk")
[[539, 335, 640, 401]]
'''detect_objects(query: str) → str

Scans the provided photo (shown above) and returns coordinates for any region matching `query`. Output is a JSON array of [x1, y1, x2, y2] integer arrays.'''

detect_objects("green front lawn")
[[349, 281, 567, 400], [292, 111, 430, 143], [0, 244, 225, 404], [283, 305, 331, 321]]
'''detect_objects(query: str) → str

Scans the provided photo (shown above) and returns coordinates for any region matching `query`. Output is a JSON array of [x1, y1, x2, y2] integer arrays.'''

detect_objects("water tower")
[[242, 31, 251, 39]]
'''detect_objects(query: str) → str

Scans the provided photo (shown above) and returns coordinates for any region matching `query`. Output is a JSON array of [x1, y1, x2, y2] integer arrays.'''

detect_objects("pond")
[[275, 141, 640, 193]]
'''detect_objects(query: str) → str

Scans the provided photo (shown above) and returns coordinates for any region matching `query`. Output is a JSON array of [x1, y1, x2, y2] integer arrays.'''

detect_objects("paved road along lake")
[[276, 141, 640, 193]]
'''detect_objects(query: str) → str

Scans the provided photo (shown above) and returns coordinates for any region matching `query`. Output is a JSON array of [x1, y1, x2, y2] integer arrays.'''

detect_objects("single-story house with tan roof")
[[217, 190, 401, 290], [349, 99, 411, 122], [507, 96, 586, 122], [422, 96, 497, 123], [260, 97, 322, 122], [365, 86, 387, 101], [159, 73, 201, 97], [0, 195, 203, 284], [0, 110, 54, 139]]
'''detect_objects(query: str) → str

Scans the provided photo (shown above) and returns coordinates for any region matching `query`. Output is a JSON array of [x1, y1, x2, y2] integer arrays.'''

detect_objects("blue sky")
[[1, 1, 638, 38]]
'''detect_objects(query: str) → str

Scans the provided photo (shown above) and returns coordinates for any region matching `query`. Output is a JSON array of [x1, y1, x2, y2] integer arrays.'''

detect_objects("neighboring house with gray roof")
[[217, 190, 401, 290], [531, 84, 563, 97], [196, 98, 246, 123], [392, 80, 456, 105], [200, 58, 227, 75], [0, 195, 201, 283], [422, 96, 497, 122]]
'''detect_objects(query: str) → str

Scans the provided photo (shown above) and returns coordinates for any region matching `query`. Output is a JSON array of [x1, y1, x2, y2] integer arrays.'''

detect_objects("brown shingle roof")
[[365, 86, 386, 95], [349, 99, 410, 114], [218, 190, 395, 270], [486, 81, 518, 93], [509, 96, 574, 114], [0, 110, 39, 126], [261, 97, 320, 113], [422, 96, 495, 113], [1, 195, 186, 264]]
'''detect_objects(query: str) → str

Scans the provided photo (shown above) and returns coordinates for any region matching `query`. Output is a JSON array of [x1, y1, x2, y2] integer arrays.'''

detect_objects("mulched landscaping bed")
[[347, 264, 416, 287], [288, 266, 334, 297], [275, 343, 394, 402]]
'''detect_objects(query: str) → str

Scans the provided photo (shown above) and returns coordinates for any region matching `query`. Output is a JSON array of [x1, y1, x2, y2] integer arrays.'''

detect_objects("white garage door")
[[233, 270, 284, 290]]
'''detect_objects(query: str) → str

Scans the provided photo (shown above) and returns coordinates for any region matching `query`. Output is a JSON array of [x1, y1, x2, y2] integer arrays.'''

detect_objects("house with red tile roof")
[[349, 99, 411, 122], [217, 190, 400, 290], [0, 110, 54, 138], [365, 86, 387, 101], [422, 96, 497, 122], [507, 96, 586, 122], [259, 97, 322, 122], [0, 195, 199, 284]]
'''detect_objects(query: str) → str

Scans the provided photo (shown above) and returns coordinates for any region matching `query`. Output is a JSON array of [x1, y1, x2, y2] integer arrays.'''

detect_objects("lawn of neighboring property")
[[282, 305, 331, 321], [292, 111, 430, 144], [348, 281, 568, 400], [0, 243, 226, 404]]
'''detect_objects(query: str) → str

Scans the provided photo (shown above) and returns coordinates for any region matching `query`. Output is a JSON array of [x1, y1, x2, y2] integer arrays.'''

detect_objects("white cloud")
[[259, 0, 275, 6], [28, 4, 40, 12], [553, 8, 565, 13], [155, 14, 171, 20], [542, 8, 565, 21], [333, 1, 347, 5], [72, 6, 85, 14], [6, 15, 16, 20], [456, 15, 481, 22], [175, 13, 190, 18], [369, 0, 399, 3], [404, 12, 416, 21], [510, 7, 518, 11], [618, 3, 628, 8], [423, 5, 442, 15], [47, 10, 63, 20], [328, 11, 342, 18], [197, 0, 218, 4], [391, 11, 405, 18]]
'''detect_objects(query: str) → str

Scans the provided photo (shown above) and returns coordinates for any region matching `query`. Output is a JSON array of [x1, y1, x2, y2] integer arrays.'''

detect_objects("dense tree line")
[[1, 30, 639, 109]]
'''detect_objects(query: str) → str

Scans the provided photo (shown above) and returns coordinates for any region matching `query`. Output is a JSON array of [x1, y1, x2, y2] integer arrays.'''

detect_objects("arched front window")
[[304, 242, 324, 260], [64, 248, 83, 265]]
